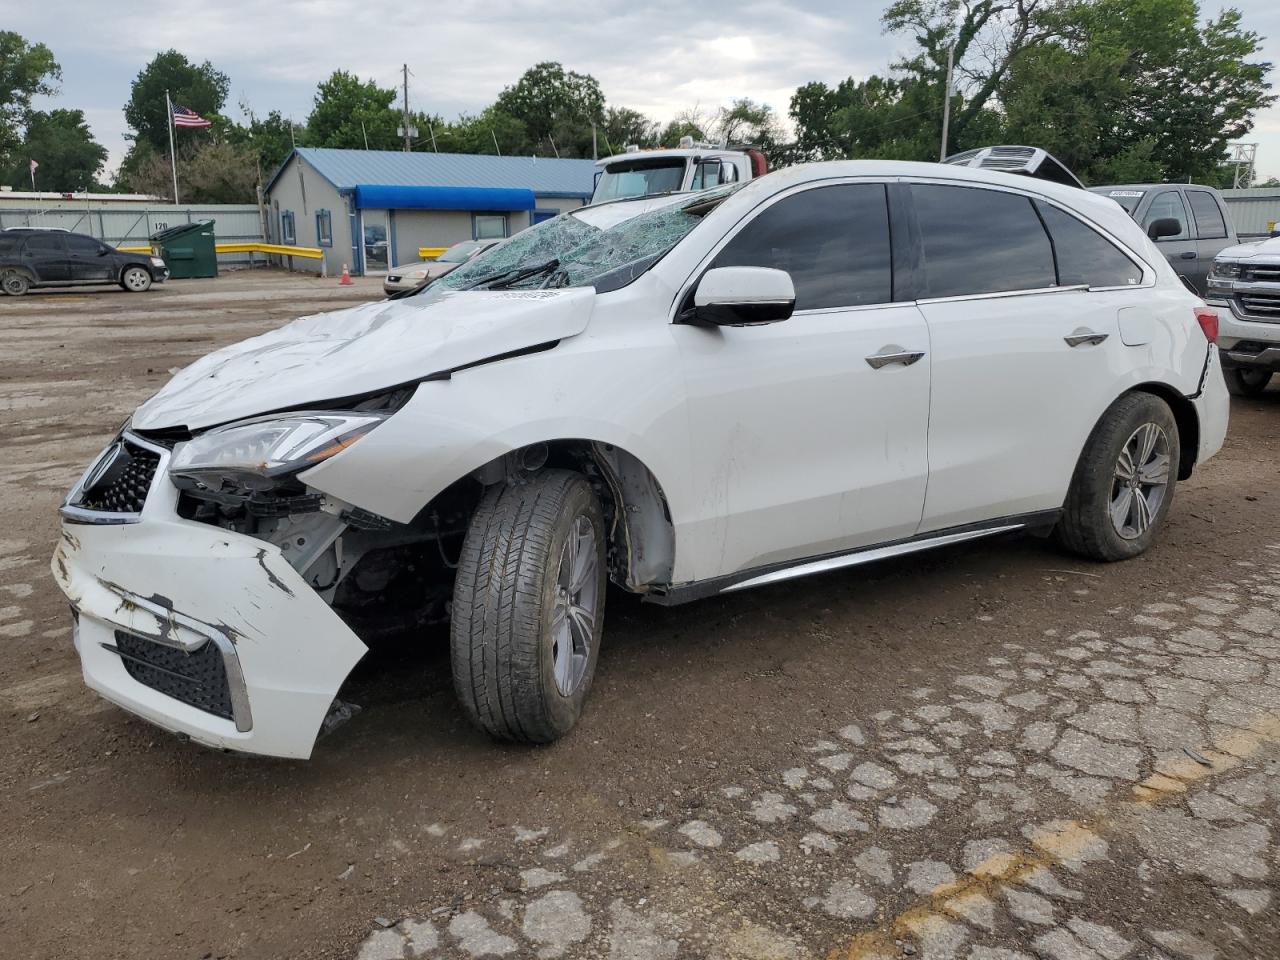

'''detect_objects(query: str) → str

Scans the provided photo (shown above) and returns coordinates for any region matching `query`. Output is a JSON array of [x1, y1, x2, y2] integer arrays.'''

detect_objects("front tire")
[[451, 470, 607, 743], [2, 271, 30, 296], [1224, 367, 1271, 398], [120, 266, 152, 292], [1056, 393, 1180, 562]]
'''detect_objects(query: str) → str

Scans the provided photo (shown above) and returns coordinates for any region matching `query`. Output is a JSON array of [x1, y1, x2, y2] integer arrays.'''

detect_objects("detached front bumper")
[[51, 437, 367, 759]]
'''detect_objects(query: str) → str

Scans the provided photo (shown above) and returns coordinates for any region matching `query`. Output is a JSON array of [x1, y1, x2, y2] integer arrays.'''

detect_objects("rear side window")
[[24, 233, 65, 255], [1035, 202, 1143, 288], [1186, 190, 1227, 240], [65, 235, 104, 255], [1141, 191, 1190, 241], [710, 183, 892, 310], [913, 185, 1055, 298]]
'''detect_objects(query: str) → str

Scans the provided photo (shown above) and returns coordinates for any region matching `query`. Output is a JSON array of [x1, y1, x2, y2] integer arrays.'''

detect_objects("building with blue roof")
[[264, 147, 598, 276]]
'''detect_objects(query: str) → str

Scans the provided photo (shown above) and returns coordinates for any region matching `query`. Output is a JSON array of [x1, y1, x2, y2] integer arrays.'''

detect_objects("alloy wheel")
[[550, 514, 598, 696], [1110, 422, 1171, 540], [124, 268, 150, 291]]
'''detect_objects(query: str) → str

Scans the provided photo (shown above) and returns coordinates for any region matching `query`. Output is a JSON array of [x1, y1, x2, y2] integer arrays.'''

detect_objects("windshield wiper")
[[464, 258, 561, 290]]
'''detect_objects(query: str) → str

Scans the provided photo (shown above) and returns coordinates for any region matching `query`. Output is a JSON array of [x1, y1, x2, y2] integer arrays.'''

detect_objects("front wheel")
[[2, 271, 30, 296], [1055, 393, 1180, 562], [451, 470, 607, 743], [120, 266, 152, 292], [1224, 367, 1272, 398]]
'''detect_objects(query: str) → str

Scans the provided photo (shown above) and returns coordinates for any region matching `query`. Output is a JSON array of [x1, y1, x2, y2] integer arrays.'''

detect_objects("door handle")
[[1179, 252, 1197, 260], [865, 347, 926, 369], [1064, 330, 1109, 347]]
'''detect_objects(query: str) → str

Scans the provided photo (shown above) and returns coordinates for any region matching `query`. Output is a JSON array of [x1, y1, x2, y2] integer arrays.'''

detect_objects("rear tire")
[[2, 271, 30, 296], [451, 470, 607, 743], [1224, 367, 1271, 398], [1055, 392, 1180, 562], [120, 266, 152, 292]]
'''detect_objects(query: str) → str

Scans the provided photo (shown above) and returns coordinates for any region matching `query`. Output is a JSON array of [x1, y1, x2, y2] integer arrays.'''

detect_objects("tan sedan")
[[383, 239, 501, 295]]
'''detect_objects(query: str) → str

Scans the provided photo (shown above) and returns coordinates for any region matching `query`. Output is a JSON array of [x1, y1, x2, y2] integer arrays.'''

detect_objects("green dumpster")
[[150, 220, 217, 279]]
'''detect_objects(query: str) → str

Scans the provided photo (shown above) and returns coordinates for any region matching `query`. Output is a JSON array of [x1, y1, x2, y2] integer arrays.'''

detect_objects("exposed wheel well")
[[415, 439, 677, 594], [1126, 383, 1198, 480]]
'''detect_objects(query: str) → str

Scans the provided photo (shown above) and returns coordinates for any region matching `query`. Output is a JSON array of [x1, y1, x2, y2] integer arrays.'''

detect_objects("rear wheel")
[[1224, 367, 1271, 398], [1056, 392, 1180, 562], [450, 470, 606, 743], [1, 271, 30, 296], [120, 266, 152, 292]]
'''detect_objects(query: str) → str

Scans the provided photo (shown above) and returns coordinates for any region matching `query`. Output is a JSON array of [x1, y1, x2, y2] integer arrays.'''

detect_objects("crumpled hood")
[[1216, 235, 1280, 261], [132, 287, 597, 431]]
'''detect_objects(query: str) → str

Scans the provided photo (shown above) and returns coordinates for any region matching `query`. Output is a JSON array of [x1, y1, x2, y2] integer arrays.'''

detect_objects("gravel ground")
[[1, 271, 1279, 960]]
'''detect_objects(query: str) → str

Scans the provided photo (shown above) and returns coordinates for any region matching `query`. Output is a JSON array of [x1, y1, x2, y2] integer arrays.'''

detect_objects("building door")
[[362, 210, 389, 275]]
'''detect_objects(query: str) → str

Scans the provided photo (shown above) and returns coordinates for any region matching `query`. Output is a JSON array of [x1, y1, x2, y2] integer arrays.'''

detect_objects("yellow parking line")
[[828, 712, 1280, 959]]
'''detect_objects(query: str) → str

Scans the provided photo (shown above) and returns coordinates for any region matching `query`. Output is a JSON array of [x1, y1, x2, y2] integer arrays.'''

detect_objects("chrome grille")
[[1239, 293, 1280, 317], [1241, 265, 1280, 283]]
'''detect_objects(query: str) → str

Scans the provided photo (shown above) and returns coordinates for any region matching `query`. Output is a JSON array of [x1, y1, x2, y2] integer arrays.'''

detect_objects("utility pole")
[[591, 121, 598, 161], [939, 44, 955, 162], [402, 63, 411, 152]]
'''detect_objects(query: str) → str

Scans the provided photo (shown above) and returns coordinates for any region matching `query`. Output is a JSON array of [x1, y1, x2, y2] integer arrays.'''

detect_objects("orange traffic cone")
[[339, 264, 353, 286]]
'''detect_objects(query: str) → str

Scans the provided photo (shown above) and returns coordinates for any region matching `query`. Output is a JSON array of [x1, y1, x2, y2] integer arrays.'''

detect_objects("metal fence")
[[0, 203, 266, 266], [1221, 187, 1280, 239]]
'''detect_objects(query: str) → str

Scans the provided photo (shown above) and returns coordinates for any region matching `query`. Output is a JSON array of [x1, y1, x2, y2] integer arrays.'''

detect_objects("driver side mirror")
[[686, 266, 795, 327], [1147, 217, 1182, 240]]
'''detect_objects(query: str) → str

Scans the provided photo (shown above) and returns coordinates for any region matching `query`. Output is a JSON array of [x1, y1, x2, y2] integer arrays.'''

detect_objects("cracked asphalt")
[[1, 272, 1279, 960]]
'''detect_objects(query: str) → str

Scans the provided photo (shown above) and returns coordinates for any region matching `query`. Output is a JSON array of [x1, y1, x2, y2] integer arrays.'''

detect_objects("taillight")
[[1194, 306, 1218, 344]]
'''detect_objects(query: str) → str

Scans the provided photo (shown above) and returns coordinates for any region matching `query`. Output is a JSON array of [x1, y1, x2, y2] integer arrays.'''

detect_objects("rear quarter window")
[[1034, 201, 1144, 288], [0, 235, 20, 257]]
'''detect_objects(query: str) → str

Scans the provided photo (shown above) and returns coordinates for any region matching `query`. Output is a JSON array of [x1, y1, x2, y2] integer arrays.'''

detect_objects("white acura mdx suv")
[[53, 160, 1229, 758]]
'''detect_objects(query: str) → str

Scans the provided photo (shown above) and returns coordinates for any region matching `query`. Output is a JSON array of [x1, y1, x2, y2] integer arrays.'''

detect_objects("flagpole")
[[166, 89, 180, 204]]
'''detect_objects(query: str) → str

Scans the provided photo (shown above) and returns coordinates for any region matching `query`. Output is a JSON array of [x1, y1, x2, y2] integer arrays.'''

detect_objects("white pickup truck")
[[1206, 234, 1280, 396], [591, 138, 768, 204]]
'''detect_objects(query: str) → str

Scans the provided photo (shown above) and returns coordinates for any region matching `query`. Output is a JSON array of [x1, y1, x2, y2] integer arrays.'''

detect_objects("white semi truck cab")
[[591, 138, 768, 204]]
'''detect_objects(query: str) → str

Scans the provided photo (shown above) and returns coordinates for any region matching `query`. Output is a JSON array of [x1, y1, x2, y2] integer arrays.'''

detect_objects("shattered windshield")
[[432, 186, 740, 295]]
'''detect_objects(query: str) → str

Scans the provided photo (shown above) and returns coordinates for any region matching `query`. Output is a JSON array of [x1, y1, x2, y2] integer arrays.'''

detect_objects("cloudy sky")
[[10, 0, 1280, 180]]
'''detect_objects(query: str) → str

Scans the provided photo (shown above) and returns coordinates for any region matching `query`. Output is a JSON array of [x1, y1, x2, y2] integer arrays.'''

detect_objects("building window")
[[281, 210, 296, 245], [532, 209, 559, 225], [316, 209, 333, 247], [473, 214, 508, 240]]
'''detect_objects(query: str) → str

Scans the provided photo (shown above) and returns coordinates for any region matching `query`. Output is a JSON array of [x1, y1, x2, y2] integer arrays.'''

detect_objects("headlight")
[[1210, 261, 1241, 281], [169, 412, 387, 489], [409, 270, 429, 279], [150, 256, 166, 268]]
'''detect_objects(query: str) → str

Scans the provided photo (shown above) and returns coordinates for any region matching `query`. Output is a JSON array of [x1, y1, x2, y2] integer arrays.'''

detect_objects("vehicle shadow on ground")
[[109, 529, 1085, 799]]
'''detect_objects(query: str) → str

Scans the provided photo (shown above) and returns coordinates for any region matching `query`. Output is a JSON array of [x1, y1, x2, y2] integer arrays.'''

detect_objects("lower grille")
[[113, 629, 234, 721], [78, 441, 161, 514]]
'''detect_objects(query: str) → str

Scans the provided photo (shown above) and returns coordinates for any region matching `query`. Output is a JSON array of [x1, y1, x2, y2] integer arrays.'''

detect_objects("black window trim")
[[1033, 197, 1148, 292], [672, 176, 903, 322], [901, 178, 1153, 303]]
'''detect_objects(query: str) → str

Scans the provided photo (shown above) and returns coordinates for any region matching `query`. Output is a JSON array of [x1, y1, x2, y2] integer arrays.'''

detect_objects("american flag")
[[172, 104, 212, 129]]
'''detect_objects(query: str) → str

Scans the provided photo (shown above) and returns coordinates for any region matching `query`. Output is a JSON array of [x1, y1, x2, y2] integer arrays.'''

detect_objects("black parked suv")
[[0, 229, 168, 296]]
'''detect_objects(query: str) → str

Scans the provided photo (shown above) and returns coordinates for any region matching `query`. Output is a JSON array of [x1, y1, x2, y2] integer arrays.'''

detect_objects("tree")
[[5, 109, 106, 191], [183, 141, 257, 202], [494, 62, 604, 157], [124, 50, 229, 153], [230, 105, 302, 176], [1000, 0, 1274, 182], [599, 107, 657, 155], [122, 139, 256, 202], [714, 98, 784, 148], [307, 71, 399, 150], [658, 108, 712, 147], [0, 32, 60, 168]]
